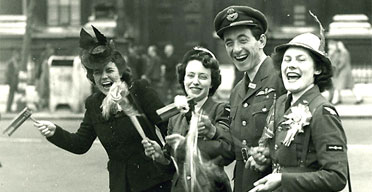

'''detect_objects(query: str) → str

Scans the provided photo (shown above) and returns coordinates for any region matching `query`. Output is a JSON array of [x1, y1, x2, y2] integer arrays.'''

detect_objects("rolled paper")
[[3, 107, 35, 136], [156, 97, 194, 121]]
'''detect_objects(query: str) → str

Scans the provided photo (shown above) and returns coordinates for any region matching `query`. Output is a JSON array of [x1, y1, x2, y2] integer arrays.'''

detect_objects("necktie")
[[245, 76, 252, 93], [285, 94, 292, 111]]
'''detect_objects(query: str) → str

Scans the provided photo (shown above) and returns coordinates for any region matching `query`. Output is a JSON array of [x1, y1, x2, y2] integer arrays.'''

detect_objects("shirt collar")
[[194, 96, 208, 113]]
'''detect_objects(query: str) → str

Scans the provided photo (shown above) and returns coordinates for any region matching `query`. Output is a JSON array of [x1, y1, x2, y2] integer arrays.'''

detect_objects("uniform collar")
[[238, 56, 273, 100], [246, 55, 268, 81], [290, 84, 315, 105]]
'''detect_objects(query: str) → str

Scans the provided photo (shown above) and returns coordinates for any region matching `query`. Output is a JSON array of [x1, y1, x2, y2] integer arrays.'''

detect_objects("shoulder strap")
[[299, 95, 325, 167], [298, 95, 352, 192]]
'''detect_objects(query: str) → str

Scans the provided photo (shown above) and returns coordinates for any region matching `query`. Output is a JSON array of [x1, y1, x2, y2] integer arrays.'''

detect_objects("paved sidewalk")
[[1, 100, 371, 121]]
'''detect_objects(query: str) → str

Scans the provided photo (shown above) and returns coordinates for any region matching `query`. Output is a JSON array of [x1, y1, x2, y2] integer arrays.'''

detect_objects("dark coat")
[[167, 97, 232, 192], [163, 54, 178, 82], [268, 86, 348, 192], [227, 57, 286, 192], [47, 80, 173, 192]]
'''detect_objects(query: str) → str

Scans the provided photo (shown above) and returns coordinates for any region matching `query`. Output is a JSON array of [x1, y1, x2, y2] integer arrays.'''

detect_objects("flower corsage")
[[282, 103, 312, 146]]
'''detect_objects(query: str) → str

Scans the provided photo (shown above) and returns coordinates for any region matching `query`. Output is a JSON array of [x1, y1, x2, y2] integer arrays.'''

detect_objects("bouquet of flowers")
[[282, 103, 312, 146]]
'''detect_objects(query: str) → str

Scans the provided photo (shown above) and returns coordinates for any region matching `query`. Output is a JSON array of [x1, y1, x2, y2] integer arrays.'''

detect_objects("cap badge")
[[226, 8, 238, 22]]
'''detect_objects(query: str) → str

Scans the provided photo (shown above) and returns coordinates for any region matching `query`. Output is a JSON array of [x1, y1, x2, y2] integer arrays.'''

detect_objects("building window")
[[48, 0, 80, 26]]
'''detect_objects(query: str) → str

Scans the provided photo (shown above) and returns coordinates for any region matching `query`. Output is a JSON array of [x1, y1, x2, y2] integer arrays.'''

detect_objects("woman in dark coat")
[[143, 47, 233, 192], [248, 32, 348, 192], [34, 26, 173, 192]]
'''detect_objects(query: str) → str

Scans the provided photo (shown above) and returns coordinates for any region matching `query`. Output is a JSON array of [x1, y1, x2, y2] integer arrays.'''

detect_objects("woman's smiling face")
[[184, 60, 212, 102], [281, 47, 321, 94], [93, 61, 121, 95]]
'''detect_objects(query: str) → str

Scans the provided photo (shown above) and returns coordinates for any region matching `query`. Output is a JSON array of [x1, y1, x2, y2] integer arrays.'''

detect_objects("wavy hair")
[[177, 47, 221, 96]]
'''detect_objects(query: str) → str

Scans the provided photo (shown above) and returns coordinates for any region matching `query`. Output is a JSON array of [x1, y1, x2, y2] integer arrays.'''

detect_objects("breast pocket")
[[252, 101, 271, 137]]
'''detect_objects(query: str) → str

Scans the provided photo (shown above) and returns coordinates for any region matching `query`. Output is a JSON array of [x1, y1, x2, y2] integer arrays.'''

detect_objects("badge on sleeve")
[[326, 144, 344, 152], [323, 106, 339, 117]]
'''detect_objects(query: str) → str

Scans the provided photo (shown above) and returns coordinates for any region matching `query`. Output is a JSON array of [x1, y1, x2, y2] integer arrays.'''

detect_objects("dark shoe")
[[355, 99, 364, 105]]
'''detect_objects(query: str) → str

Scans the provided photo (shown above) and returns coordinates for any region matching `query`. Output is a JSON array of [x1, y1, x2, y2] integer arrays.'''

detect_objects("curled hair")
[[272, 47, 333, 92], [82, 50, 132, 85], [177, 48, 221, 96]]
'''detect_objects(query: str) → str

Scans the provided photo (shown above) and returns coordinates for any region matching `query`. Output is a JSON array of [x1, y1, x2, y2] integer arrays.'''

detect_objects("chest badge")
[[248, 82, 256, 89]]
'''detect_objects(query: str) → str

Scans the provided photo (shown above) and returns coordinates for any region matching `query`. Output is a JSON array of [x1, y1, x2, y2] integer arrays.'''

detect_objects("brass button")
[[262, 107, 267, 112], [243, 103, 248, 108], [242, 121, 247, 126], [274, 144, 278, 150]]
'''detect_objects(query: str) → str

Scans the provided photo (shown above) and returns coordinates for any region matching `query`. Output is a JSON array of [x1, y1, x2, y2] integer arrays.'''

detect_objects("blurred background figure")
[[143, 45, 163, 96], [5, 49, 21, 113], [35, 43, 55, 111], [328, 40, 364, 105], [163, 43, 179, 104]]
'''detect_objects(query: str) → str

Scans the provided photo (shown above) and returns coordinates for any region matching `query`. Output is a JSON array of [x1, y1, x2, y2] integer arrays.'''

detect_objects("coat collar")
[[237, 57, 273, 100], [276, 85, 321, 125]]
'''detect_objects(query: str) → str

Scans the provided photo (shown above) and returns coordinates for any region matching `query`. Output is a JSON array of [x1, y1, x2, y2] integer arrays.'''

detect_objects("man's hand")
[[249, 173, 282, 192], [34, 121, 56, 137], [252, 146, 271, 165]]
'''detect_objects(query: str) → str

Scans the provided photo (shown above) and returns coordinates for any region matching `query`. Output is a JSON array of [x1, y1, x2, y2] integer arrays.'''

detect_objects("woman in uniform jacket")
[[247, 31, 349, 191], [142, 47, 233, 192], [34, 26, 173, 192]]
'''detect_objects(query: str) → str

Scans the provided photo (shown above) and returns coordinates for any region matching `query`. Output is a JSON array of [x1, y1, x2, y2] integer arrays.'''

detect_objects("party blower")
[[2, 107, 38, 136]]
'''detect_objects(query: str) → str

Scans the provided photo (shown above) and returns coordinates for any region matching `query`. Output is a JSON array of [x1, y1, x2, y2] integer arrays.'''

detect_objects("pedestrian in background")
[[5, 49, 21, 113], [328, 40, 363, 105], [143, 45, 163, 93], [143, 46, 232, 192], [33, 26, 173, 192], [214, 5, 286, 191], [248, 32, 348, 192], [163, 43, 179, 104], [35, 43, 55, 111]]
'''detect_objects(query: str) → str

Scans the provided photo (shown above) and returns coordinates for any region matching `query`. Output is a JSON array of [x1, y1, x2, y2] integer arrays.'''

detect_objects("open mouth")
[[102, 82, 114, 89], [286, 72, 301, 81], [189, 87, 202, 94], [234, 54, 248, 62]]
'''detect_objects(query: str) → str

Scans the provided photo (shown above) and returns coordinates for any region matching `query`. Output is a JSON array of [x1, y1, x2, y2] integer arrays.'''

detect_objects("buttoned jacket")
[[228, 57, 286, 192], [168, 97, 232, 192], [268, 86, 348, 192]]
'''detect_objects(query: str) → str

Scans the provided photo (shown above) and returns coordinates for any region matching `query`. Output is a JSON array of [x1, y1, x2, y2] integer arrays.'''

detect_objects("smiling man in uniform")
[[214, 5, 286, 192]]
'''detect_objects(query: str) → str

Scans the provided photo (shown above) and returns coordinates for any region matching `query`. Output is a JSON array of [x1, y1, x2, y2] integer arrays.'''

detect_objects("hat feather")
[[92, 25, 107, 45], [79, 28, 96, 50], [309, 11, 325, 53]]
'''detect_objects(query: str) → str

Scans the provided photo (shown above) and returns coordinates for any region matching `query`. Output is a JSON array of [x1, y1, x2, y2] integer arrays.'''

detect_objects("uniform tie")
[[285, 94, 292, 111]]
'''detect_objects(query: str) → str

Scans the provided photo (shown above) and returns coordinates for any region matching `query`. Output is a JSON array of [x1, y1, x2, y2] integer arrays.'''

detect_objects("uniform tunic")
[[47, 80, 173, 192], [227, 57, 286, 192], [167, 97, 232, 192], [268, 86, 348, 192]]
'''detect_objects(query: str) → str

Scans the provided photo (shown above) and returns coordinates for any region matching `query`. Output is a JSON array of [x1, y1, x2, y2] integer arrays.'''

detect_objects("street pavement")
[[0, 94, 371, 192]]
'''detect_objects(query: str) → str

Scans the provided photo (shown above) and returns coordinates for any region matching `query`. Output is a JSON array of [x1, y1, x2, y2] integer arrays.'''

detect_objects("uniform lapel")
[[200, 97, 215, 118], [277, 86, 320, 126], [236, 75, 248, 100]]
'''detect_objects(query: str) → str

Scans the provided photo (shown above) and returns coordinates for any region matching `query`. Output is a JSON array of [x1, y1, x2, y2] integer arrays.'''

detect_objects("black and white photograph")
[[0, 0, 371, 191]]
